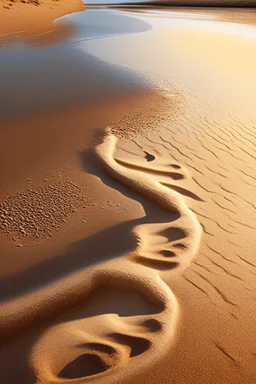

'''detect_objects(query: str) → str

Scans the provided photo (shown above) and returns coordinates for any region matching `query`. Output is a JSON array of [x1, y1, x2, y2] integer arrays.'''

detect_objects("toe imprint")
[[160, 250, 176, 257], [109, 333, 151, 358], [58, 353, 110, 379]]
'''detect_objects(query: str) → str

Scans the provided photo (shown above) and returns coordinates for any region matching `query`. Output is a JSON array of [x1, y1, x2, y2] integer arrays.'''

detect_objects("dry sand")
[[0, 6, 256, 384], [0, 0, 83, 36]]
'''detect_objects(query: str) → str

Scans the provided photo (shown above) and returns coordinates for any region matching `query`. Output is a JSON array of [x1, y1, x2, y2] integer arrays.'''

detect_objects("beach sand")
[[0, 0, 83, 35], [0, 6, 256, 384]]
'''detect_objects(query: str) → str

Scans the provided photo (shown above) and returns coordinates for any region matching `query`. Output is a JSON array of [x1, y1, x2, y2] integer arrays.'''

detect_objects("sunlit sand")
[[0, 4, 256, 384]]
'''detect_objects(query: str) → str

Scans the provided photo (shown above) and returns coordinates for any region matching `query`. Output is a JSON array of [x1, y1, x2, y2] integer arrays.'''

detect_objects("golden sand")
[[0, 0, 83, 36], [0, 7, 256, 384]]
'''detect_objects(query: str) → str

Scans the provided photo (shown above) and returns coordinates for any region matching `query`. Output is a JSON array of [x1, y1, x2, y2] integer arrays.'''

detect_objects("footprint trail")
[[31, 131, 202, 383]]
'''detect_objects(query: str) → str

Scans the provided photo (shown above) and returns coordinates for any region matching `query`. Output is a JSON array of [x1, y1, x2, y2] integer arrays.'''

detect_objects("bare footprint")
[[20, 130, 201, 384], [31, 271, 177, 384], [105, 132, 202, 270], [58, 353, 111, 379]]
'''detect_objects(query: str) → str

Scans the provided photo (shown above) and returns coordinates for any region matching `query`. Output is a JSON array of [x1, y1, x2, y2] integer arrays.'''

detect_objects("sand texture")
[[0, 0, 83, 36], [0, 6, 256, 384], [1, 84, 256, 382], [0, 94, 202, 383]]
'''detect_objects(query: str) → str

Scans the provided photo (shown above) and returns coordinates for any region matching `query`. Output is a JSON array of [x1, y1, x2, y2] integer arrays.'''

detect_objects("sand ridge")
[[28, 123, 202, 383]]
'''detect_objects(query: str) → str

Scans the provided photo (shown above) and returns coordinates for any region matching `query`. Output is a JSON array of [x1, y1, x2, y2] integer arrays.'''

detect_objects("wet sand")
[[0, 6, 256, 384]]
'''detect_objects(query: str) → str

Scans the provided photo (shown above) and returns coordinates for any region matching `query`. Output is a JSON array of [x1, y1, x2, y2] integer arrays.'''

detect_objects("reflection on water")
[[0, 6, 255, 122], [119, 8, 256, 40], [82, 8, 256, 115], [57, 8, 151, 42], [0, 9, 151, 122]]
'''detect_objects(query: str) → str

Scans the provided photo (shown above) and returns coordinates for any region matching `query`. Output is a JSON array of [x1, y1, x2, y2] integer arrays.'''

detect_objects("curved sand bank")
[[0, 0, 83, 36]]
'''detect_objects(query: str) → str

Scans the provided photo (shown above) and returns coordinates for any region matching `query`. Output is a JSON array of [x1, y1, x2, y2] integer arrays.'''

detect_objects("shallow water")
[[0, 9, 150, 121], [1, 7, 255, 121]]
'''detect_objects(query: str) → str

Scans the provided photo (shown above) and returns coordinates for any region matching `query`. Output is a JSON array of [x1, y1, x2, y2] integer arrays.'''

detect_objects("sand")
[[0, 0, 83, 36], [0, 5, 256, 384]]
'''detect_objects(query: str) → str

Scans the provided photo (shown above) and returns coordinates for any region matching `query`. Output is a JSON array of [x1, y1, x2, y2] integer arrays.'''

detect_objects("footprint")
[[97, 133, 202, 273], [172, 242, 187, 249], [108, 333, 151, 358], [157, 226, 188, 243], [140, 318, 163, 332], [115, 141, 187, 182], [160, 250, 176, 257], [134, 219, 198, 272], [58, 353, 110, 379], [170, 164, 182, 169], [31, 275, 177, 384], [29, 131, 201, 384], [168, 172, 184, 180]]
